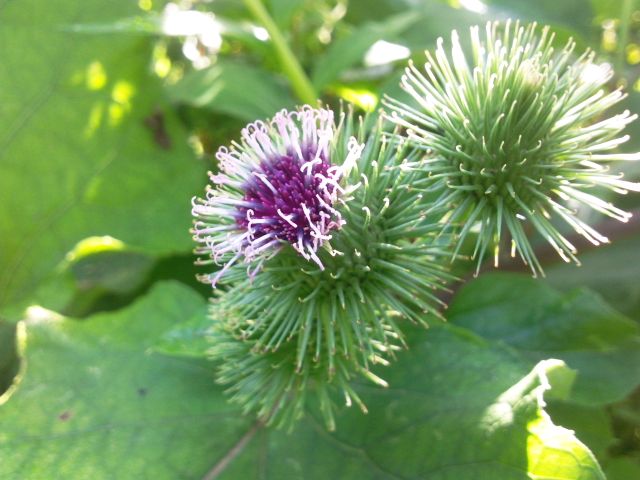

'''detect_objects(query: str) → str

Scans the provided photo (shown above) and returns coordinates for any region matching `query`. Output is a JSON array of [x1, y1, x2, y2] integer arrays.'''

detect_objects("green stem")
[[243, 0, 318, 105], [616, 0, 636, 76]]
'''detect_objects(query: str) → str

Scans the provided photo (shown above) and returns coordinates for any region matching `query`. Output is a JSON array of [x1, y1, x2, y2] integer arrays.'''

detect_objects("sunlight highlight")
[[86, 61, 107, 91], [364, 40, 410, 67], [460, 0, 488, 14], [161, 2, 222, 69], [334, 86, 378, 112], [108, 81, 135, 126], [138, 0, 152, 11], [252, 26, 269, 41], [65, 236, 126, 263], [579, 62, 612, 85]]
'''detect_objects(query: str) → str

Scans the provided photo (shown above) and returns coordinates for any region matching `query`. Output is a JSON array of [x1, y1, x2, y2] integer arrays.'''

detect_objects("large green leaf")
[[448, 273, 640, 406], [0, 0, 205, 318], [0, 283, 249, 479], [0, 282, 603, 479], [605, 457, 640, 480], [545, 234, 640, 321], [347, 0, 593, 53]]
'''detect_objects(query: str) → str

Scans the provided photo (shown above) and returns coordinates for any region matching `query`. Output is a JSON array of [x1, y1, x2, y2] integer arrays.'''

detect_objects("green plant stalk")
[[617, 0, 636, 75], [243, 0, 318, 104]]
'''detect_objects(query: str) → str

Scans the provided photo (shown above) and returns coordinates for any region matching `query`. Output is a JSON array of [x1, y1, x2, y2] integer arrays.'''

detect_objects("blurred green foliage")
[[0, 0, 639, 478]]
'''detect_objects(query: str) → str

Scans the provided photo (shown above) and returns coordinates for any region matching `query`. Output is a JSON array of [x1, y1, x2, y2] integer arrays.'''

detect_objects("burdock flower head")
[[385, 20, 640, 275], [193, 107, 453, 429], [192, 106, 363, 285]]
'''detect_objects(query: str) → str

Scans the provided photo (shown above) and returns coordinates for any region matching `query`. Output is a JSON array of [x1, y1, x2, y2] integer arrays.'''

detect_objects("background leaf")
[[0, 0, 205, 320], [311, 11, 419, 89], [545, 402, 615, 461], [165, 60, 296, 121], [447, 273, 640, 406], [482, 0, 595, 38], [268, 0, 306, 28], [545, 234, 640, 321], [605, 457, 640, 480]]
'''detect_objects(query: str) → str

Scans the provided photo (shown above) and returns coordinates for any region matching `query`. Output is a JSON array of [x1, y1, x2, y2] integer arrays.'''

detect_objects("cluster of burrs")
[[192, 21, 639, 429]]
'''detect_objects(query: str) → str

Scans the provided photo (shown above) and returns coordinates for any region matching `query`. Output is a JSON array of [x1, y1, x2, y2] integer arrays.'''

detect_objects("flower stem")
[[617, 0, 636, 76], [201, 419, 264, 480], [243, 0, 318, 105]]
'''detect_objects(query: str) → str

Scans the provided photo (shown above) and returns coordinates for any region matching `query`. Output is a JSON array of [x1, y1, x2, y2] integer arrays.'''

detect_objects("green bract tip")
[[384, 20, 640, 276], [209, 302, 382, 431]]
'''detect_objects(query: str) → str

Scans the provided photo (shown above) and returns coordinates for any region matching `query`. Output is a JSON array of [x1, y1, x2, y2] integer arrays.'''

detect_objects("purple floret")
[[237, 149, 337, 248], [192, 107, 364, 287]]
